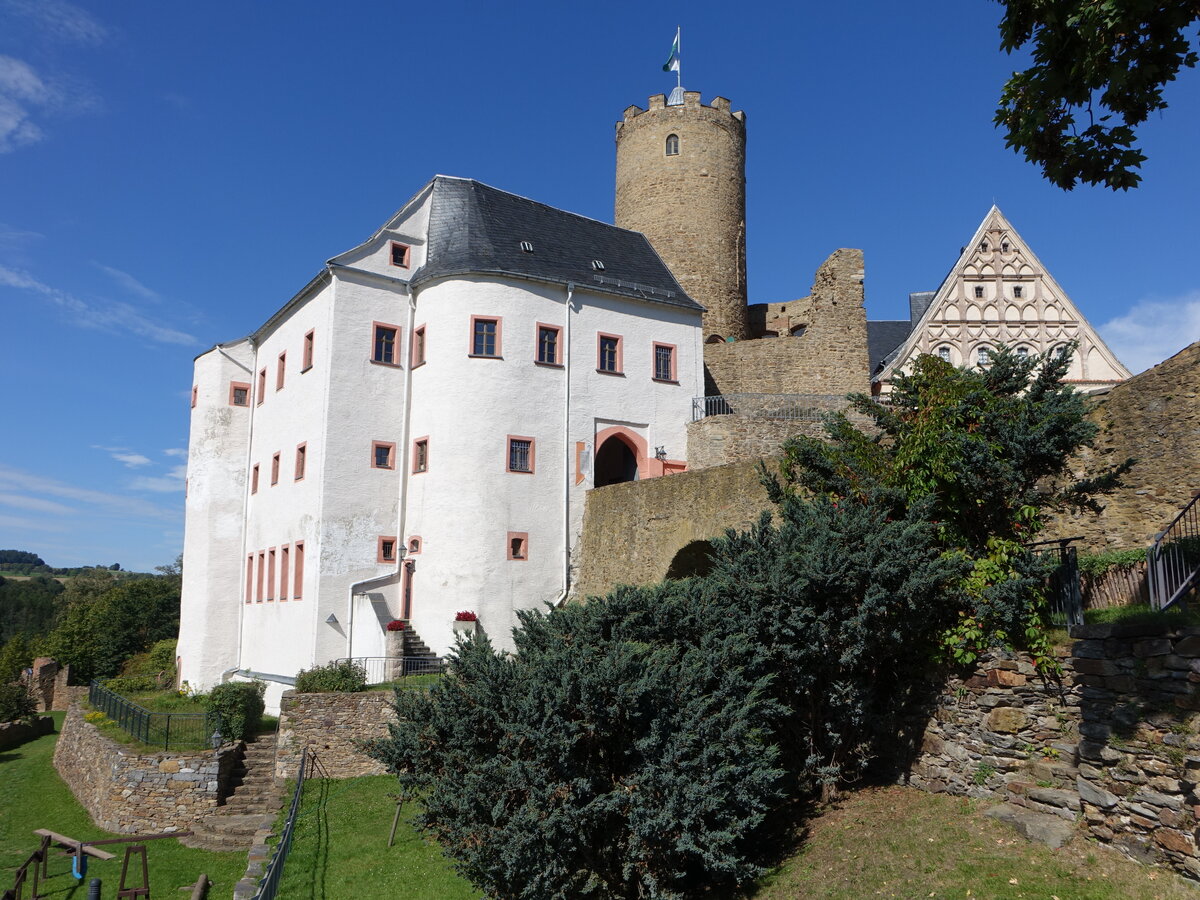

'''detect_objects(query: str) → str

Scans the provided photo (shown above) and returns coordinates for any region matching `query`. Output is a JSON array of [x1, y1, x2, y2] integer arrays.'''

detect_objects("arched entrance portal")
[[594, 435, 639, 487]]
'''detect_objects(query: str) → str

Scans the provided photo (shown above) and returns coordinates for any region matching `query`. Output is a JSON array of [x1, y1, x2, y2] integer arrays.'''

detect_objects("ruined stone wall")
[[0, 715, 54, 750], [909, 625, 1200, 880], [703, 249, 870, 398], [52, 705, 237, 833], [1046, 340, 1200, 551], [574, 459, 776, 599], [275, 690, 396, 779]]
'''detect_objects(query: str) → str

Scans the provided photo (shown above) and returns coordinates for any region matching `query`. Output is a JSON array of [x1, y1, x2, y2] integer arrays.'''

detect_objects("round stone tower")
[[615, 90, 749, 342]]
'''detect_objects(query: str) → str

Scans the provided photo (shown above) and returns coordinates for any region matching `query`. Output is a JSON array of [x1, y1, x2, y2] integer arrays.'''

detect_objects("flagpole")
[[676, 26, 682, 89]]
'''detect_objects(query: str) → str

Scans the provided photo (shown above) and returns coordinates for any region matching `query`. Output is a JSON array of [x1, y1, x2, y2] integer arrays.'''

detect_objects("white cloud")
[[163, 448, 188, 458], [0, 462, 177, 522], [0, 56, 50, 152], [0, 264, 199, 345], [95, 263, 161, 302], [0, 513, 67, 533], [112, 452, 152, 468], [2, 0, 109, 46], [129, 465, 187, 494], [1098, 293, 1200, 376], [0, 492, 75, 515]]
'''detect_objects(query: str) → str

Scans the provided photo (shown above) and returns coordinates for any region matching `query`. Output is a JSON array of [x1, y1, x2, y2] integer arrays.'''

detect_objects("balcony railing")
[[691, 393, 851, 422], [333, 656, 445, 685]]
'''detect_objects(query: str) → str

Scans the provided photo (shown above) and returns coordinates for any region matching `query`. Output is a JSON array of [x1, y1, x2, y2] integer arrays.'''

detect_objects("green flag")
[[662, 29, 680, 73]]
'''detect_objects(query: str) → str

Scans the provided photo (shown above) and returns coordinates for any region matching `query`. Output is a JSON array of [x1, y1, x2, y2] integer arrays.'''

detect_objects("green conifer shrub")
[[204, 680, 265, 742]]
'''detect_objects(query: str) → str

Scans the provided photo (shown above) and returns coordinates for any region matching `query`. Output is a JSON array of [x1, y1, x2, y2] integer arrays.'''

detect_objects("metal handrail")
[[88, 680, 222, 751], [1149, 493, 1200, 611], [333, 656, 445, 685], [251, 748, 328, 900], [691, 393, 851, 422]]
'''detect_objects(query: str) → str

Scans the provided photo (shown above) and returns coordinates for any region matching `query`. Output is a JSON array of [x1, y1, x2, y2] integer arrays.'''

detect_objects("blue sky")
[[1, 0, 1198, 571]]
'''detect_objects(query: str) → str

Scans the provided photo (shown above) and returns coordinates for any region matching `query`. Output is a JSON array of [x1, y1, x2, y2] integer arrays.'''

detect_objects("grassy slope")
[[0, 713, 245, 898], [753, 786, 1196, 900], [272, 775, 478, 900]]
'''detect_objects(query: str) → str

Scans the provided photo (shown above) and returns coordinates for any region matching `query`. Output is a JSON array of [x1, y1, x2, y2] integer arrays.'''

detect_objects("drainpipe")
[[346, 280, 417, 659], [554, 283, 576, 607]]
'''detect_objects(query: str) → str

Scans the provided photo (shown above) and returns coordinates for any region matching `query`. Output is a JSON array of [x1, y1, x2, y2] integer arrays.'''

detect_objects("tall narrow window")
[[413, 438, 429, 473], [295, 442, 307, 480], [294, 541, 304, 599], [507, 436, 535, 474], [303, 329, 314, 371], [373, 323, 400, 365], [665, 133, 679, 156], [271, 452, 281, 485], [257, 551, 265, 602], [412, 325, 426, 367], [372, 441, 396, 469], [251, 464, 260, 494], [653, 342, 676, 382], [537, 324, 561, 365], [257, 368, 266, 404], [267, 548, 276, 601], [191, 386, 198, 408], [245, 555, 253, 604], [390, 242, 410, 268], [598, 333, 622, 374], [280, 545, 290, 602], [471, 317, 500, 357], [277, 352, 286, 390]]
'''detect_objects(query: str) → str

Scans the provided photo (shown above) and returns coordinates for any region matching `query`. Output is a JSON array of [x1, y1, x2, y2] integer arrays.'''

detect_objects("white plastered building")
[[178, 177, 703, 711]]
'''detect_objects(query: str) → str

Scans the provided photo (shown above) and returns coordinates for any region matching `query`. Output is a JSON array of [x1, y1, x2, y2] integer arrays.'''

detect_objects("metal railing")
[[2, 834, 49, 900], [251, 748, 327, 900], [88, 680, 222, 751], [1149, 493, 1200, 612], [691, 393, 851, 422], [1027, 538, 1084, 629], [334, 656, 445, 685]]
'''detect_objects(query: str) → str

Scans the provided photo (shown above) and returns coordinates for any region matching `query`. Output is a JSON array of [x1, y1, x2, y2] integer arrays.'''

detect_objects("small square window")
[[412, 326, 426, 367], [980, 241, 989, 252], [277, 351, 286, 390], [378, 536, 398, 563], [1015, 346, 1030, 358], [271, 452, 281, 485], [977, 347, 991, 367], [390, 242, 410, 268], [537, 324, 561, 365], [1013, 286, 1023, 298], [373, 323, 400, 365], [937, 346, 952, 362], [373, 441, 396, 470], [653, 342, 676, 381], [1002, 241, 1010, 252], [598, 333, 622, 374], [230, 382, 251, 407], [251, 464, 259, 494], [974, 286, 984, 299], [257, 368, 266, 404], [413, 438, 429, 473], [471, 317, 501, 357], [408, 537, 422, 554], [507, 436, 535, 474], [295, 443, 306, 480], [507, 532, 529, 560], [303, 330, 314, 371]]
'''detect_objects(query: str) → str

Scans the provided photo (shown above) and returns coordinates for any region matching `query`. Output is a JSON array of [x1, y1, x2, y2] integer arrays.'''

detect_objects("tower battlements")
[[619, 92, 745, 124]]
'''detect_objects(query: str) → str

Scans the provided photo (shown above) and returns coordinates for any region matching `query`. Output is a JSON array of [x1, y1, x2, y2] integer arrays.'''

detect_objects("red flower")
[[455, 611, 478, 622], [386, 620, 406, 632]]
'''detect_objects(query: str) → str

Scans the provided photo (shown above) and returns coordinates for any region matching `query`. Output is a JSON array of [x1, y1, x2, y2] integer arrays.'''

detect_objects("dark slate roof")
[[412, 177, 701, 311], [909, 291, 935, 325], [867, 320, 912, 374]]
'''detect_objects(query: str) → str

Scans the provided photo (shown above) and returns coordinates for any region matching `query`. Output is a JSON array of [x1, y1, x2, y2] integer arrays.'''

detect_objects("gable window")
[[537, 324, 562, 365], [665, 133, 679, 156], [597, 333, 623, 374], [471, 316, 501, 357], [271, 452, 281, 485], [378, 536, 398, 563], [229, 382, 251, 407], [507, 436, 535, 474], [412, 325, 426, 367], [257, 368, 266, 404], [1012, 286, 1023, 298], [974, 286, 984, 298], [373, 323, 401, 365], [936, 346, 952, 362], [507, 532, 529, 560], [980, 241, 989, 252], [295, 442, 306, 480], [653, 342, 676, 382], [303, 329, 314, 371], [251, 464, 260, 494], [372, 441, 396, 470], [277, 351, 286, 390], [390, 242, 410, 268], [977, 347, 991, 367], [1015, 346, 1030, 358], [1002, 241, 1010, 252], [413, 438, 429, 473]]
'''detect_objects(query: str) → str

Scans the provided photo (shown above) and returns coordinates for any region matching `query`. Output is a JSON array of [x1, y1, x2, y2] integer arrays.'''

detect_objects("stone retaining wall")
[[908, 624, 1200, 880], [53, 705, 239, 833], [275, 690, 396, 779], [0, 715, 54, 750]]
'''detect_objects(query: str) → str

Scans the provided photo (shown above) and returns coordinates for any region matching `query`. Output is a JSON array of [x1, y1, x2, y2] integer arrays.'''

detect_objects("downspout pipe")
[[553, 283, 575, 608]]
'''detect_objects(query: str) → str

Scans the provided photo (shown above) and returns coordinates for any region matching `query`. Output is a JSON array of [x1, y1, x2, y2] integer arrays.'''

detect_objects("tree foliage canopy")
[[995, 0, 1200, 190]]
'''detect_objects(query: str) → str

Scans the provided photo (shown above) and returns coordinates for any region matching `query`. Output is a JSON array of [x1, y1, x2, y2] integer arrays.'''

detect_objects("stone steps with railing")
[[181, 734, 281, 852]]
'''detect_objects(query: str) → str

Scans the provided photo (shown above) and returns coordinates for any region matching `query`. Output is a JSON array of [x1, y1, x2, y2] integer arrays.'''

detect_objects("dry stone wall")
[[0, 715, 53, 750], [275, 690, 396, 779], [686, 416, 825, 471], [53, 705, 238, 833], [909, 625, 1200, 881]]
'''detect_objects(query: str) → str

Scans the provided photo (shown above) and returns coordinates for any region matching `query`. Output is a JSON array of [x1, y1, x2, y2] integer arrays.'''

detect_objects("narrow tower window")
[[665, 134, 679, 156]]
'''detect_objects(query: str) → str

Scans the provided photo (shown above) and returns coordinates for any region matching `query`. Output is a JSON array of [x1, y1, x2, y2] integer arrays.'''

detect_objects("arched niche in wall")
[[665, 540, 716, 580]]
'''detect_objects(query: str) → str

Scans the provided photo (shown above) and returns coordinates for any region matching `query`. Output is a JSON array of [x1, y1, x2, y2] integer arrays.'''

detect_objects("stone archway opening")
[[594, 435, 639, 487], [665, 540, 716, 580]]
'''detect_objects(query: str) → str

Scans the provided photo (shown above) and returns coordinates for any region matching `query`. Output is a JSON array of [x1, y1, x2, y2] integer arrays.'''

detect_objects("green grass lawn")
[[271, 775, 478, 899], [0, 712, 245, 898], [753, 785, 1196, 899]]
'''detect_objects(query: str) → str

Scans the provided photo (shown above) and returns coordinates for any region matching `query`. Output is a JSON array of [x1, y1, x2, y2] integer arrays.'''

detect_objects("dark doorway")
[[594, 436, 638, 486], [665, 540, 716, 580]]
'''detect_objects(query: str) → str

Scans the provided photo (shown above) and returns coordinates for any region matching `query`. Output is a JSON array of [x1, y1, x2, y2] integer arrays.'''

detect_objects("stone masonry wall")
[[275, 690, 396, 779], [703, 249, 870, 399], [686, 416, 826, 471], [0, 715, 54, 750], [909, 625, 1200, 881], [53, 705, 238, 833], [1045, 340, 1200, 551]]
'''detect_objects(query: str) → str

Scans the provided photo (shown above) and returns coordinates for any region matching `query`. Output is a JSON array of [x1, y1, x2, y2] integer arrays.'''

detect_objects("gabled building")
[[870, 206, 1131, 392], [178, 176, 703, 710]]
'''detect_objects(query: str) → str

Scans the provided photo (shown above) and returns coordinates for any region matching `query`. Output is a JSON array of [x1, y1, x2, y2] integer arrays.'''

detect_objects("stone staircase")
[[181, 734, 282, 852], [399, 624, 439, 665]]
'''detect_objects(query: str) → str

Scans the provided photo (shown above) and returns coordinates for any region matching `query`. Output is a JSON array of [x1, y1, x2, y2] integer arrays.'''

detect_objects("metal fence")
[[88, 680, 222, 751], [251, 748, 327, 900], [334, 656, 445, 685], [1149, 494, 1200, 612], [1027, 540, 1083, 629], [691, 393, 851, 422]]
